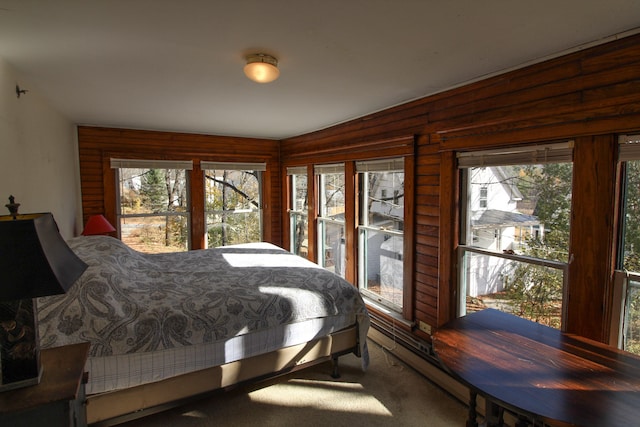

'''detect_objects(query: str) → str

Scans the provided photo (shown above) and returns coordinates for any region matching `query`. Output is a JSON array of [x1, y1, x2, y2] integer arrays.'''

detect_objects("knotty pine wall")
[[77, 33, 640, 345], [280, 33, 640, 344], [77, 127, 281, 249]]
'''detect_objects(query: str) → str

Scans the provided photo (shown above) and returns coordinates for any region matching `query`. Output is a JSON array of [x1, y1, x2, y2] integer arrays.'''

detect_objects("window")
[[614, 134, 640, 354], [315, 164, 346, 278], [479, 186, 488, 208], [287, 166, 309, 258], [357, 158, 405, 311], [112, 158, 192, 253], [201, 161, 264, 248], [458, 142, 573, 328]]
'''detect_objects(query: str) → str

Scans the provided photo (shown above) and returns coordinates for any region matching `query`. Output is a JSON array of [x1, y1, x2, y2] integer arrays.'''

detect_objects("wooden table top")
[[432, 309, 640, 427], [0, 342, 90, 414]]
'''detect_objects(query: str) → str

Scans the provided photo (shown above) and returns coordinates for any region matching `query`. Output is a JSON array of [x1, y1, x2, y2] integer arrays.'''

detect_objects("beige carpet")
[[121, 339, 468, 426]]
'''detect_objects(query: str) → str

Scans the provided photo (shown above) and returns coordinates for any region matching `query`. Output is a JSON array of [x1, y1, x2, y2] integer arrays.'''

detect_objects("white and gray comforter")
[[38, 236, 369, 369]]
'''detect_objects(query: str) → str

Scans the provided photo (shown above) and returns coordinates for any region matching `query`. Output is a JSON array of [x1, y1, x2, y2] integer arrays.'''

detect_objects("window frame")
[[356, 157, 406, 313], [612, 134, 640, 351], [111, 158, 193, 252], [456, 142, 574, 328], [287, 166, 309, 258], [479, 186, 488, 209], [315, 163, 346, 278], [281, 137, 415, 323], [201, 161, 265, 248]]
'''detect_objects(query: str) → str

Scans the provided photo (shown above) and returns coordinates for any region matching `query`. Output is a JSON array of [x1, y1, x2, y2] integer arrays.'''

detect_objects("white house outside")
[[466, 167, 542, 298]]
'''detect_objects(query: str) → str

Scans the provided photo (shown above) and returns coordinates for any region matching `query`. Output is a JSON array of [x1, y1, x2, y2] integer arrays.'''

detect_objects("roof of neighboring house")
[[472, 209, 539, 228], [490, 167, 524, 202], [381, 235, 404, 255]]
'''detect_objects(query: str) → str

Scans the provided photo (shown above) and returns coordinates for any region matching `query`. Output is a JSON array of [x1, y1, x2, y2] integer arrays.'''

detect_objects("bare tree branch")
[[205, 174, 259, 208]]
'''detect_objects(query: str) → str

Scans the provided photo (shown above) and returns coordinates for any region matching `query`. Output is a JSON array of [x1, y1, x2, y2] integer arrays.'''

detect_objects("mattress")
[[37, 237, 369, 394]]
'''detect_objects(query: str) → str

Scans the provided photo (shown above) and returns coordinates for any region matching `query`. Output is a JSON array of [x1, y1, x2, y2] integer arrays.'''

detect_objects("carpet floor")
[[120, 339, 468, 426]]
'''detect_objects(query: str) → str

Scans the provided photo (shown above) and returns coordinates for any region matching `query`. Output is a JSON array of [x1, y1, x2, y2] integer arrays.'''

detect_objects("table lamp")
[[0, 197, 87, 392], [81, 214, 115, 236]]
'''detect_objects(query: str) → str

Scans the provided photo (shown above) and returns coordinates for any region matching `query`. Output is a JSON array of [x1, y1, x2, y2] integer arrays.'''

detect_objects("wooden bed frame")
[[88, 326, 359, 426]]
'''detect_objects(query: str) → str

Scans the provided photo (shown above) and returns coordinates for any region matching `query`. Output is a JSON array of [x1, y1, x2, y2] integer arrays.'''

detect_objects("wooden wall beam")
[[566, 135, 618, 341]]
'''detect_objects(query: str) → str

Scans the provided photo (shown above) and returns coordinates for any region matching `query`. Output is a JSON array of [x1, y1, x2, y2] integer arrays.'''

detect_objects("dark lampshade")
[[0, 213, 88, 300], [0, 212, 88, 391], [81, 214, 116, 236]]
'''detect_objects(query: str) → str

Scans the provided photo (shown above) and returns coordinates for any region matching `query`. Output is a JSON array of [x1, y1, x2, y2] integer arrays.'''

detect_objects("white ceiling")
[[1, 1, 639, 140]]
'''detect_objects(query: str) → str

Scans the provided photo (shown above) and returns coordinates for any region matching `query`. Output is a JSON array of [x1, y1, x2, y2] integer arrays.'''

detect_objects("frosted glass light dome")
[[244, 54, 279, 83]]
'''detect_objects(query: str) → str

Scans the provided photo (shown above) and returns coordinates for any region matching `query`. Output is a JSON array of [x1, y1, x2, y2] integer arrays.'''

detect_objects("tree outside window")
[[117, 166, 190, 253], [619, 155, 640, 354], [203, 167, 262, 248]]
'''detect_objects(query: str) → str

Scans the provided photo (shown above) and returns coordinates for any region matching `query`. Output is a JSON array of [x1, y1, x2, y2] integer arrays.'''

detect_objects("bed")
[[36, 236, 369, 425]]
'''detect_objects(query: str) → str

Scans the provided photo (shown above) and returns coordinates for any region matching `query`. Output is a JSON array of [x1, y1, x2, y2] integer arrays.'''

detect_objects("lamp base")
[[0, 298, 42, 392]]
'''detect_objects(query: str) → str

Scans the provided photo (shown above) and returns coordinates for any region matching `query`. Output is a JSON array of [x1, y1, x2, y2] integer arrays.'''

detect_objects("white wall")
[[0, 57, 81, 238]]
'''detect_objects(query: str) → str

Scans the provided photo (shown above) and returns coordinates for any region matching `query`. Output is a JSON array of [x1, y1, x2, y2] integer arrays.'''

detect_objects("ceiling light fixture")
[[243, 53, 279, 83]]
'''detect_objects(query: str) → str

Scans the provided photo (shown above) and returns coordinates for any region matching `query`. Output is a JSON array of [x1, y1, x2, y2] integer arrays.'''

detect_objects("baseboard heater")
[[368, 312, 439, 363]]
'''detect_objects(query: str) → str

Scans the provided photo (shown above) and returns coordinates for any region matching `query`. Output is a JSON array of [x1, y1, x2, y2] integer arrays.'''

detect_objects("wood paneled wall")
[[77, 127, 281, 249], [75, 33, 640, 344], [281, 33, 640, 343]]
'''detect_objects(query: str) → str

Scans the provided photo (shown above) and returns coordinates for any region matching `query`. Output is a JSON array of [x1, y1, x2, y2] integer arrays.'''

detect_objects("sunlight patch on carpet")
[[247, 378, 393, 416]]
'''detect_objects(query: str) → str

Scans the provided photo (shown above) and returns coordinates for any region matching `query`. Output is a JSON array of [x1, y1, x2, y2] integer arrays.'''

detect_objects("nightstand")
[[0, 342, 90, 427]]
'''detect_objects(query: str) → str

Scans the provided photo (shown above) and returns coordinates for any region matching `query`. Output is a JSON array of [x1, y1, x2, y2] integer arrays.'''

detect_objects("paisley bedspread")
[[37, 236, 369, 378]]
